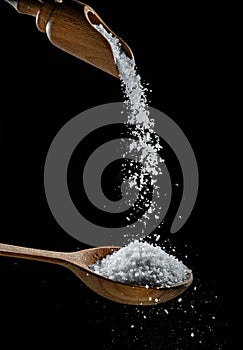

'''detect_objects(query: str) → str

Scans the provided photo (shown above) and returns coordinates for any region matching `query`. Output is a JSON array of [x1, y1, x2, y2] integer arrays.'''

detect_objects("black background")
[[0, 0, 240, 348]]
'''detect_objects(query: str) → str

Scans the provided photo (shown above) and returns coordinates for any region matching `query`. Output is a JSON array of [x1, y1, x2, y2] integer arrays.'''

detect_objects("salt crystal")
[[89, 240, 191, 287]]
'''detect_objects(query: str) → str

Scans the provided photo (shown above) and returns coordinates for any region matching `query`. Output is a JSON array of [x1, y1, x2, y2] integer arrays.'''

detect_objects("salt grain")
[[89, 240, 191, 287]]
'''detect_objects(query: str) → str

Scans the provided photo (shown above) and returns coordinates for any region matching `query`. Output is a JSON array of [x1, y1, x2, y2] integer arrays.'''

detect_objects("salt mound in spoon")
[[89, 240, 191, 288]]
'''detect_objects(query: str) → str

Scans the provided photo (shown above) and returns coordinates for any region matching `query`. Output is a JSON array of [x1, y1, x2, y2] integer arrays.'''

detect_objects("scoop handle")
[[4, 0, 40, 16]]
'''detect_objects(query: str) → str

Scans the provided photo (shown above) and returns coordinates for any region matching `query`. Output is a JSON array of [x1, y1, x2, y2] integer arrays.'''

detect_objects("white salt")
[[89, 240, 191, 287], [97, 21, 159, 162], [95, 24, 162, 229]]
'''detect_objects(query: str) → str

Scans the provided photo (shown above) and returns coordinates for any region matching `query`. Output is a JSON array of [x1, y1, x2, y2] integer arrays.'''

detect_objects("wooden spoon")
[[0, 243, 193, 306], [4, 0, 133, 77]]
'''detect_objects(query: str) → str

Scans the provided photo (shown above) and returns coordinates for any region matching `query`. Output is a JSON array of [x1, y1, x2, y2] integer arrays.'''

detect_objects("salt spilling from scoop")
[[95, 24, 163, 232], [89, 240, 191, 287], [95, 23, 162, 179]]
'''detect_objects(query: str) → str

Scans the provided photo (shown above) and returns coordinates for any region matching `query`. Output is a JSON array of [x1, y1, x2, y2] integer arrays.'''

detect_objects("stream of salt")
[[95, 24, 163, 231]]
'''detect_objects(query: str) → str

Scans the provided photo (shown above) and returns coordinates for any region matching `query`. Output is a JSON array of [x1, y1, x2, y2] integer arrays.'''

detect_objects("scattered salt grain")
[[89, 240, 191, 287]]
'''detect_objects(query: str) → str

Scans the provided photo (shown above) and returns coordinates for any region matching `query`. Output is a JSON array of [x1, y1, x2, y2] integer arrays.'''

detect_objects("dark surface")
[[0, 0, 240, 348]]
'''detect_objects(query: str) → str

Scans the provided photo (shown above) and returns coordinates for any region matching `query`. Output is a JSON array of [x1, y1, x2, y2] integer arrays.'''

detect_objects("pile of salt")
[[89, 240, 191, 288]]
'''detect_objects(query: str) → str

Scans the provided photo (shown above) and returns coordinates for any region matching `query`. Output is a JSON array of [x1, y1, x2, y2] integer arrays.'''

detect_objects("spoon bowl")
[[0, 243, 193, 305]]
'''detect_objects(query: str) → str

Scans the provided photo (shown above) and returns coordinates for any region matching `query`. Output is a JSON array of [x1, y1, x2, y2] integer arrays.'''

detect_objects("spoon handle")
[[0, 243, 67, 266]]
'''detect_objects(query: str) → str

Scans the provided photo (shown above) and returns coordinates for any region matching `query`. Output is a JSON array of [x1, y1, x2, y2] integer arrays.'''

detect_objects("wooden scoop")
[[0, 242, 193, 306], [4, 0, 134, 77]]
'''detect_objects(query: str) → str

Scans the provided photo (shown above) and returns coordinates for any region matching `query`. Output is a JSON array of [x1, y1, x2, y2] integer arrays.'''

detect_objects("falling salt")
[[89, 240, 191, 287], [95, 24, 162, 229]]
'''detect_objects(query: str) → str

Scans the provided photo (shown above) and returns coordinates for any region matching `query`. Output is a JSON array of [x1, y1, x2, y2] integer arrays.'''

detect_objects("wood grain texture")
[[40, 1, 119, 77], [4, 0, 134, 77]]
